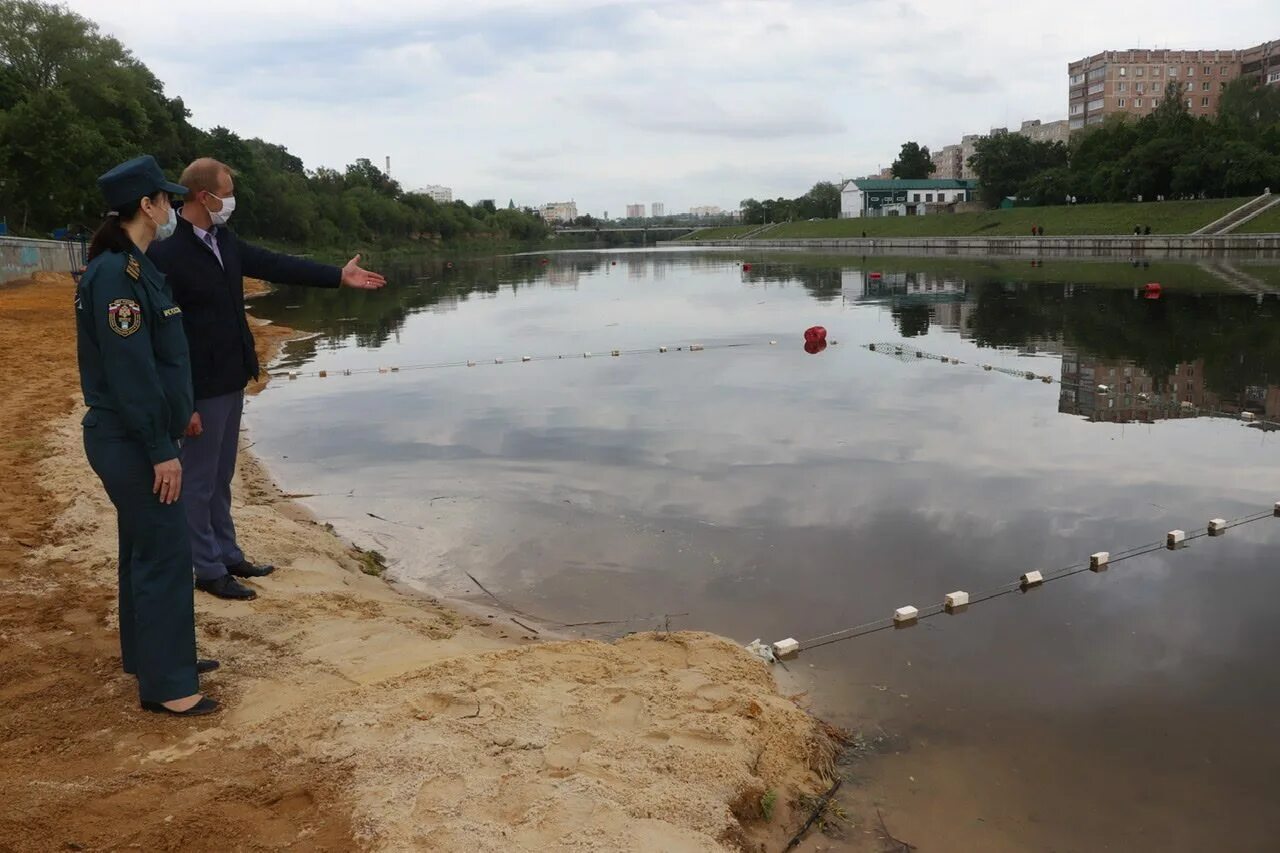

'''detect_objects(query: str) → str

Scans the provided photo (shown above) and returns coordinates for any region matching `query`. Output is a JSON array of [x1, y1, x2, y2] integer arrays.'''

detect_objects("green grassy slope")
[[682, 198, 1253, 240]]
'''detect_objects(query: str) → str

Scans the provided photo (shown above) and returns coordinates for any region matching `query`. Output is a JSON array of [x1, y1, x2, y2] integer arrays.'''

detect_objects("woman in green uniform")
[[76, 155, 218, 716]]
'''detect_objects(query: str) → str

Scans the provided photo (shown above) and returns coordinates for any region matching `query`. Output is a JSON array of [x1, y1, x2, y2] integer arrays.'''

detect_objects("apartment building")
[[926, 119, 1066, 182], [539, 201, 578, 223], [931, 145, 963, 180], [417, 184, 453, 203], [1017, 119, 1070, 145], [1068, 39, 1279, 129], [625, 204, 646, 219], [651, 202, 665, 218]]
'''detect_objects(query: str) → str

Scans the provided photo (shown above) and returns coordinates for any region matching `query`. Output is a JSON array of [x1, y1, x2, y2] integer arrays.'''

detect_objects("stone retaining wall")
[[666, 234, 1280, 257], [1, 236, 78, 283]]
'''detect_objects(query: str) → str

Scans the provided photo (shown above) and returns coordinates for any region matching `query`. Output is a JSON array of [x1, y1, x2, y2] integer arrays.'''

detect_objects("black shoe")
[[196, 574, 258, 600], [226, 559, 275, 578], [141, 697, 220, 717]]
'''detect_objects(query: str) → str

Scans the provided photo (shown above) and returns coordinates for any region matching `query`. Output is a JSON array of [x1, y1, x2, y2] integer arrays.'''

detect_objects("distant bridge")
[[553, 225, 701, 235]]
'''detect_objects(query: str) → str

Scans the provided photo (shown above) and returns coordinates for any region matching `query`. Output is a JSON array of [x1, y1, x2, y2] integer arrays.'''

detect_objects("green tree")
[[739, 198, 764, 225], [969, 132, 1067, 208], [796, 181, 840, 219], [891, 141, 935, 179]]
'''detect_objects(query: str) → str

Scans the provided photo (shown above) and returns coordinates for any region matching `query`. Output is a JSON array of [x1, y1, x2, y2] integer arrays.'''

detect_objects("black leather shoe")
[[226, 559, 275, 578], [141, 697, 220, 717], [197, 658, 220, 674], [196, 574, 257, 600]]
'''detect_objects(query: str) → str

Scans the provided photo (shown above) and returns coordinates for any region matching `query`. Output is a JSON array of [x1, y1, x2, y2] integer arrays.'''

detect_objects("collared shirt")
[[192, 222, 224, 268]]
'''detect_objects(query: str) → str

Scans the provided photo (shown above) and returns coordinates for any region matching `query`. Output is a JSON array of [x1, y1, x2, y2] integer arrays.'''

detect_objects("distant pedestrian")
[[1144, 225, 1152, 236], [1134, 225, 1142, 236], [1031, 225, 1038, 237]]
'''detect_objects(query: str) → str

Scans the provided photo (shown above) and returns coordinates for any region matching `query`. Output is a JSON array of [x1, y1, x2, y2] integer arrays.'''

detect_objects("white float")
[[772, 638, 800, 659]]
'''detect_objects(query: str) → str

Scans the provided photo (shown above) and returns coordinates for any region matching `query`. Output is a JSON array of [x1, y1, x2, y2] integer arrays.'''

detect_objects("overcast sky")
[[67, 0, 1279, 214]]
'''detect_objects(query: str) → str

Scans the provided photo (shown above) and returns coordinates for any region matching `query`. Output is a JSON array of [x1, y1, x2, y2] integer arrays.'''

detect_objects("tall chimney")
[[385, 156, 391, 176]]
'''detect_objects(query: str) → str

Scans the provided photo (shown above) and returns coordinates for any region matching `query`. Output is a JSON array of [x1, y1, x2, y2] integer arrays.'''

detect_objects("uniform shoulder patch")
[[125, 256, 141, 280], [107, 299, 142, 337], [162, 306, 182, 318]]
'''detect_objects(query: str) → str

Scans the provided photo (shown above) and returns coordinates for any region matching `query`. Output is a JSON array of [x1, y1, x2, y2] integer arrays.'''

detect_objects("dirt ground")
[[0, 273, 835, 852]]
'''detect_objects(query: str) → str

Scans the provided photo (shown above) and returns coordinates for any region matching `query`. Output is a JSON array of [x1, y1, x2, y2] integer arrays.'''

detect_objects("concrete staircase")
[[737, 222, 782, 240], [1193, 191, 1278, 235]]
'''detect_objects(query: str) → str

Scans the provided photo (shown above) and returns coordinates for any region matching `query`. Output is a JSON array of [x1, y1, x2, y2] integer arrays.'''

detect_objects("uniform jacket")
[[76, 248, 194, 464], [147, 216, 340, 400]]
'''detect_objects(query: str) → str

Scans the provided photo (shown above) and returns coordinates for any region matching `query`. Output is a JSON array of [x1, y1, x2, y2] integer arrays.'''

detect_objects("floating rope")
[[269, 339, 778, 381], [794, 507, 1279, 653]]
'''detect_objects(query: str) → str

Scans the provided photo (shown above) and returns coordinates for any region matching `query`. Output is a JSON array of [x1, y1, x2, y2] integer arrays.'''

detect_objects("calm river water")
[[249, 250, 1280, 852]]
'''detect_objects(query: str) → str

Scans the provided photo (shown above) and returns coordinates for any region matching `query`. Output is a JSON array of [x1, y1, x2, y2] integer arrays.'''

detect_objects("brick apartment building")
[[1068, 39, 1280, 129], [930, 121, 1068, 180]]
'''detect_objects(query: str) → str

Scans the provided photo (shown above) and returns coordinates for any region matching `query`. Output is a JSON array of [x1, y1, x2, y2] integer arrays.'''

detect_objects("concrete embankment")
[[668, 233, 1280, 257], [0, 235, 80, 279]]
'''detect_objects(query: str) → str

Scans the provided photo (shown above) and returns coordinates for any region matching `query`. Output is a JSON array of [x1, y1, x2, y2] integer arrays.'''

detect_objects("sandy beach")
[[0, 272, 836, 852]]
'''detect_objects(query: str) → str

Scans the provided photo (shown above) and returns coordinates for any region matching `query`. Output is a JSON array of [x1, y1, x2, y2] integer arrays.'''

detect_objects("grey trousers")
[[181, 390, 246, 581]]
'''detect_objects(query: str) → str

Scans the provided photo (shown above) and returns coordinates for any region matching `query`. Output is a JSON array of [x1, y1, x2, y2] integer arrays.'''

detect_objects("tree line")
[[738, 182, 840, 226], [0, 0, 550, 247]]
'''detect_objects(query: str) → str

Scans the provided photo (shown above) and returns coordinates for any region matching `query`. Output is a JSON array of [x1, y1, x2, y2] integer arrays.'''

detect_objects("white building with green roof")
[[839, 178, 978, 219]]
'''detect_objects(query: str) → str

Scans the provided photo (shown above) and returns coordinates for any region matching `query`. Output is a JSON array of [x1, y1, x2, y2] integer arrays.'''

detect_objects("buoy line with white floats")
[[261, 328, 1276, 660], [271, 333, 1271, 428], [269, 338, 795, 381], [757, 505, 1280, 662]]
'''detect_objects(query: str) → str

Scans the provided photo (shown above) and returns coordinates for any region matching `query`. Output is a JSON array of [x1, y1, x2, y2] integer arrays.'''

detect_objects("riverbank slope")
[[0, 272, 834, 852]]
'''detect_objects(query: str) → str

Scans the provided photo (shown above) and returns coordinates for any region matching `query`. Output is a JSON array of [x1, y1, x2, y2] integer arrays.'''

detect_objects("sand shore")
[[0, 272, 835, 851]]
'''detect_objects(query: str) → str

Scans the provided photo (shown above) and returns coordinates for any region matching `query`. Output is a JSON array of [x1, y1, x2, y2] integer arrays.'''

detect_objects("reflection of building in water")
[[842, 269, 970, 339], [1060, 355, 1280, 423], [627, 259, 647, 279], [545, 264, 582, 287], [931, 300, 979, 336], [841, 269, 968, 298]]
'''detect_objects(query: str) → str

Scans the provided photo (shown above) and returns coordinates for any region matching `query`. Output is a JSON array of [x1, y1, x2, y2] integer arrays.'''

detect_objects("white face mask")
[[207, 192, 236, 226], [151, 204, 178, 240]]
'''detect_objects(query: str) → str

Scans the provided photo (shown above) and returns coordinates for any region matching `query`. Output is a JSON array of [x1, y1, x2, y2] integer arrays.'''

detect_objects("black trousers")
[[83, 410, 197, 703]]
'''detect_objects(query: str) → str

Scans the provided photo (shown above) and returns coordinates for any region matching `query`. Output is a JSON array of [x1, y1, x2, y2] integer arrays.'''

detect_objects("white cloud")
[[65, 0, 1280, 213]]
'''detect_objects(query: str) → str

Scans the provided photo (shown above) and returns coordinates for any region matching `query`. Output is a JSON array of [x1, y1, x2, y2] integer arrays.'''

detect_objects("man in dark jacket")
[[148, 158, 385, 600]]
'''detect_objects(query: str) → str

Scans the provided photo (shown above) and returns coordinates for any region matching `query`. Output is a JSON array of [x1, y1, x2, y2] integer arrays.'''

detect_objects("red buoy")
[[869, 271, 882, 280], [1143, 282, 1161, 295], [742, 263, 752, 271], [804, 325, 827, 345], [804, 339, 828, 355]]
